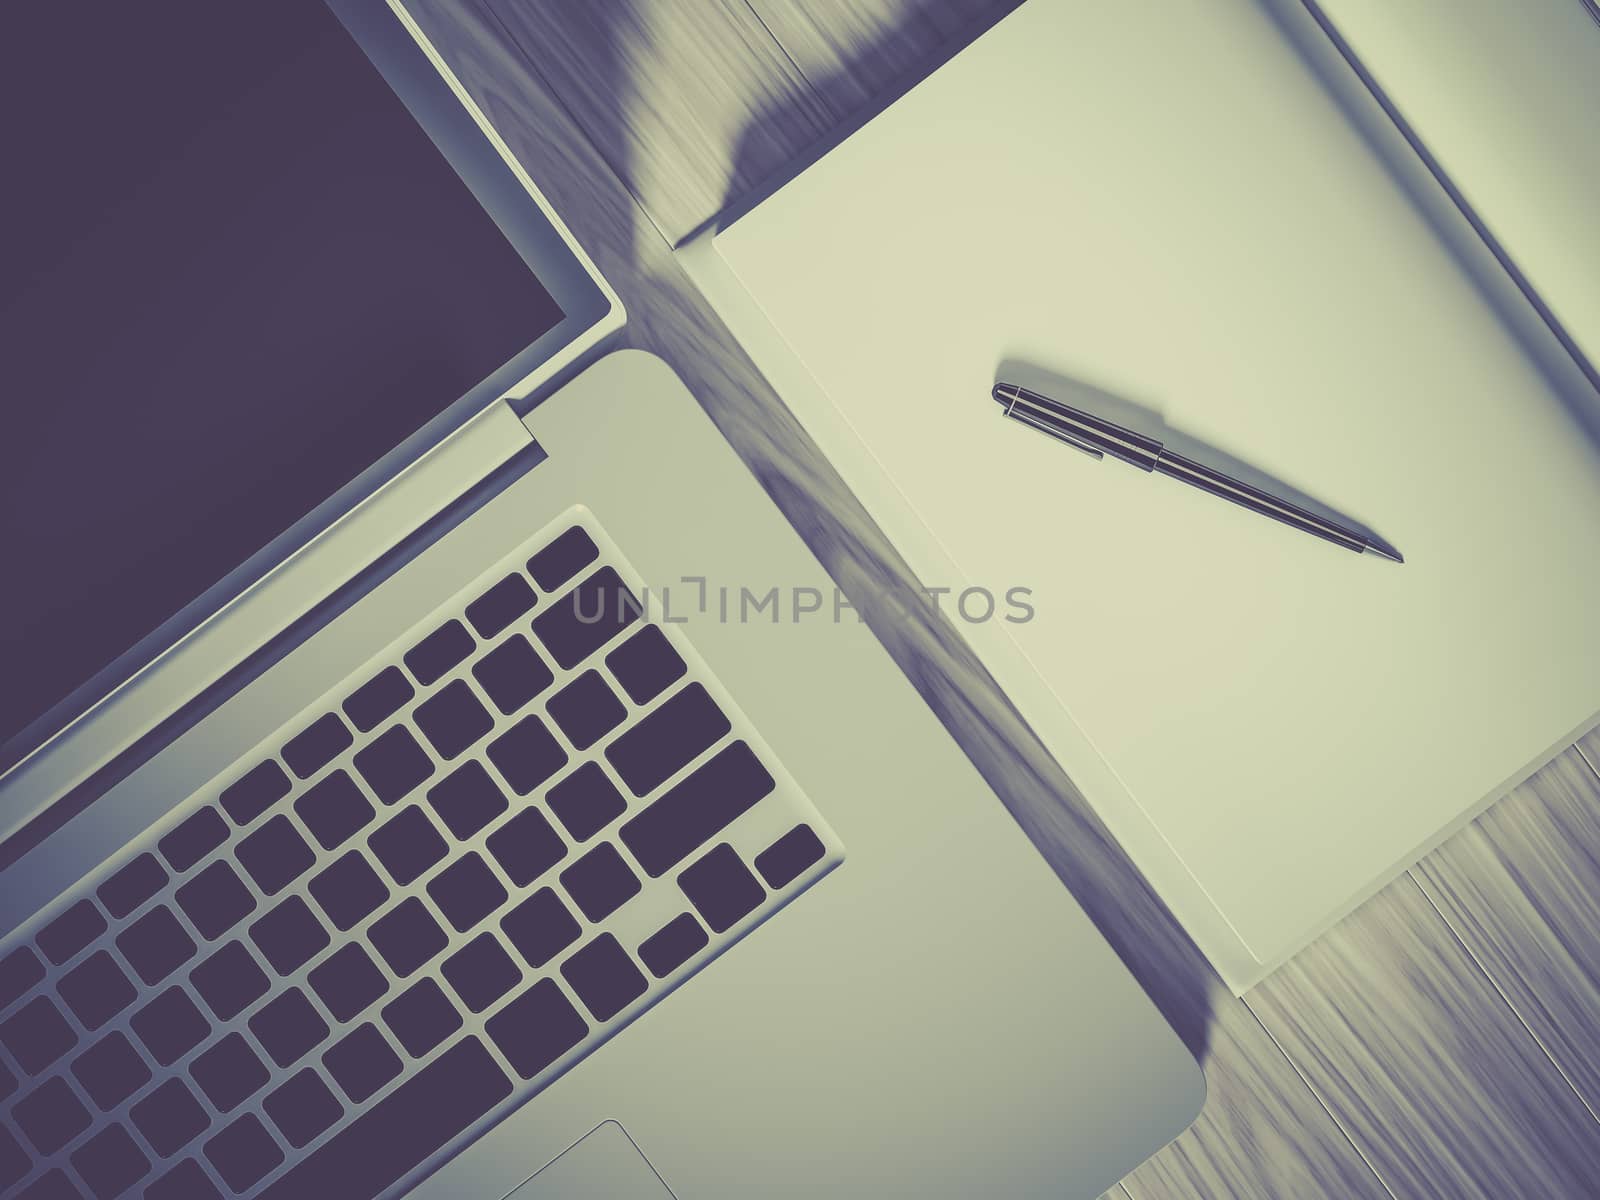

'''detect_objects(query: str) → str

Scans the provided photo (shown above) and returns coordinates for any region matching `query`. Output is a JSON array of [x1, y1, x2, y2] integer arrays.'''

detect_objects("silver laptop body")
[[0, 3, 1202, 1198]]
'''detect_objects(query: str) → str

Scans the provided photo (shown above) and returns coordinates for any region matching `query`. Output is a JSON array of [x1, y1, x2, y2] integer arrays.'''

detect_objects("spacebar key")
[[257, 1037, 511, 1200]]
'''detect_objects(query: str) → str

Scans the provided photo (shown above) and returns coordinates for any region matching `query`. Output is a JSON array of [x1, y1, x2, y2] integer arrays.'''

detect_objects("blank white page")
[[713, 0, 1600, 978]]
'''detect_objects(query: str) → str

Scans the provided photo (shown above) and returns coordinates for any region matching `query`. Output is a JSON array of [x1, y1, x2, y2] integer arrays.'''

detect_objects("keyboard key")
[[1, 946, 46, 1011], [249, 896, 329, 977], [605, 684, 729, 797], [352, 727, 433, 807], [527, 526, 599, 592], [0, 1123, 26, 1191], [58, 952, 135, 1032], [487, 980, 587, 1080], [546, 763, 626, 843], [756, 824, 828, 889], [190, 942, 269, 1022], [97, 854, 167, 921], [531, 567, 638, 670], [638, 914, 709, 979], [157, 808, 227, 873], [145, 1159, 222, 1200], [283, 713, 353, 780], [465, 573, 536, 639], [249, 988, 328, 1069], [71, 1032, 150, 1111], [486, 808, 566, 887], [471, 634, 554, 717], [679, 844, 765, 934], [70, 1122, 149, 1199], [560, 843, 640, 923], [255, 1038, 510, 1200], [116, 907, 197, 988], [17, 1170, 77, 1200], [38, 899, 106, 965], [66, 960, 140, 1043], [343, 666, 414, 733], [263, 1069, 343, 1149], [322, 1023, 401, 1104], [500, 889, 581, 969], [175, 861, 256, 942], [296, 769, 376, 849], [620, 742, 774, 878], [606, 626, 686, 704], [547, 671, 626, 751], [427, 853, 507, 933], [427, 760, 507, 840], [414, 680, 494, 760], [368, 899, 448, 978], [367, 806, 448, 886], [2, 996, 78, 1074], [382, 979, 461, 1059], [14, 1076, 91, 1155], [308, 944, 388, 1023], [405, 620, 474, 687], [441, 935, 520, 1014], [131, 987, 210, 1067], [219, 760, 291, 826], [190, 1034, 269, 1113], [308, 851, 389, 932], [236, 815, 316, 896], [131, 1078, 210, 1158], [560, 934, 648, 1023], [204, 1113, 283, 1194], [486, 715, 567, 795]]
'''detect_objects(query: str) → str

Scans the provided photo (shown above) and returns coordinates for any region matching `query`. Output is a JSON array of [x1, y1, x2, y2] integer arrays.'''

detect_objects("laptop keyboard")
[[0, 513, 842, 1200]]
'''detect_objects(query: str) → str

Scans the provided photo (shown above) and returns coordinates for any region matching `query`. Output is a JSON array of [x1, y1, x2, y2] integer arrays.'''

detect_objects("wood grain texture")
[[1580, 723, 1600, 778], [743, 0, 1020, 116], [479, 0, 833, 242], [1122, 997, 1390, 1200], [1248, 878, 1600, 1198], [1411, 746, 1600, 1117]]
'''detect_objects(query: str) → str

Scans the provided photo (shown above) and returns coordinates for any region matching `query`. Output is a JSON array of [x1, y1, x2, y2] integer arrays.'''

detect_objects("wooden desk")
[[409, 2, 1600, 1194]]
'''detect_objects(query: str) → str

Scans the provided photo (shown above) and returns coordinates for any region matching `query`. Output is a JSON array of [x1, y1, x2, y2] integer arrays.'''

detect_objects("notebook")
[[682, 0, 1600, 989]]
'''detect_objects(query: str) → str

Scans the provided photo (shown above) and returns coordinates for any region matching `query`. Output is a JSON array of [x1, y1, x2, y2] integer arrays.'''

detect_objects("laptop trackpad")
[[508, 1122, 675, 1200]]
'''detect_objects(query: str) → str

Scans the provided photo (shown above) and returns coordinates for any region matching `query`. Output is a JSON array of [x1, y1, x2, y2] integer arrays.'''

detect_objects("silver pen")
[[992, 382, 1403, 563]]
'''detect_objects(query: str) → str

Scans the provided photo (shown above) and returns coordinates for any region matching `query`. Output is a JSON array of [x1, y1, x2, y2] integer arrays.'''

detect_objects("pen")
[[992, 382, 1403, 562]]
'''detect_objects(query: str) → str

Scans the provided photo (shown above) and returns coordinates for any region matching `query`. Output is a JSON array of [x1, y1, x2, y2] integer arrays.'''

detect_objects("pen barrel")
[[1151, 451, 1367, 552], [1005, 403, 1104, 459], [1003, 386, 1162, 469]]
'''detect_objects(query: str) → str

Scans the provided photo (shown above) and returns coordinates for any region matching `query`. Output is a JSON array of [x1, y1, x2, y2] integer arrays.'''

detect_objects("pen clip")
[[1004, 398, 1104, 460]]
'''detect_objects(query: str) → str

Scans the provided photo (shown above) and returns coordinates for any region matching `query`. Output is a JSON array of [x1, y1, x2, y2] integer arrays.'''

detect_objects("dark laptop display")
[[0, 0, 564, 752]]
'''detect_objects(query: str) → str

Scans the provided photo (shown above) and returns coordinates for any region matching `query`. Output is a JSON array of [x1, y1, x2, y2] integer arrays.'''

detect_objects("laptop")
[[0, 3, 1201, 1199]]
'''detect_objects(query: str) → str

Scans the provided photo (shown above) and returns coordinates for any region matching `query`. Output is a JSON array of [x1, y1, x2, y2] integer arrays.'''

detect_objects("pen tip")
[[1364, 540, 1404, 564], [991, 382, 1017, 407]]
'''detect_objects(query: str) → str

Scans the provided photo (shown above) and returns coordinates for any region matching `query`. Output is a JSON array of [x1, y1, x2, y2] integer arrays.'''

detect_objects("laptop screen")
[[0, 1, 565, 753]]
